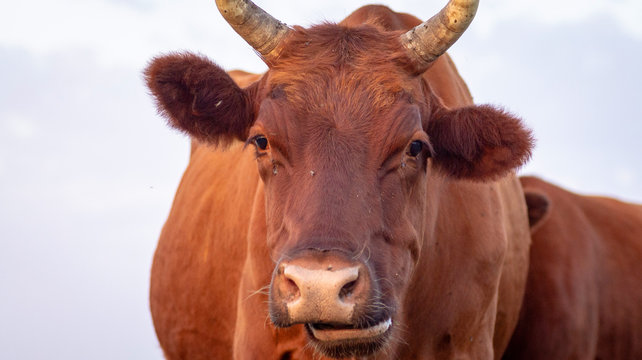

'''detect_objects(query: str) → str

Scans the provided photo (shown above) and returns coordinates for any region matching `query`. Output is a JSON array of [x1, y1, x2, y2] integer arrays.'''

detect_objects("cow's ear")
[[524, 190, 550, 232], [426, 105, 534, 181], [145, 52, 255, 146]]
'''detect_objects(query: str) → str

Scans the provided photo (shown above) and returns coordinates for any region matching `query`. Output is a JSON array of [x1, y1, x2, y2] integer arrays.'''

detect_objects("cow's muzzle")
[[273, 251, 382, 319], [269, 251, 392, 357], [270, 251, 371, 323]]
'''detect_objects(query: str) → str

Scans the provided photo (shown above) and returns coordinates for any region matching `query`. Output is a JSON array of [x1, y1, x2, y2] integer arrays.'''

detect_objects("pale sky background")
[[0, 0, 640, 358]]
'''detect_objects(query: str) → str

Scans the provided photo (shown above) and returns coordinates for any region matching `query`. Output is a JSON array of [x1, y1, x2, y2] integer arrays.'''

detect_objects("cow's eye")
[[254, 135, 268, 150], [408, 140, 423, 157]]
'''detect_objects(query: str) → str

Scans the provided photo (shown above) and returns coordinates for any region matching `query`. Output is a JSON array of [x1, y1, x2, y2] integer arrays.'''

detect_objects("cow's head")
[[145, 0, 533, 357]]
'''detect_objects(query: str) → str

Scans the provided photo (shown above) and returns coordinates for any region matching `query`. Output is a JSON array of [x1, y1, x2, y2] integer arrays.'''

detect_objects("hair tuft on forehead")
[[268, 24, 420, 115]]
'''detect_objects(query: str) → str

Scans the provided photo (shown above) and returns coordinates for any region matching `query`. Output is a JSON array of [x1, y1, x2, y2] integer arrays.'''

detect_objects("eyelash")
[[246, 135, 270, 159]]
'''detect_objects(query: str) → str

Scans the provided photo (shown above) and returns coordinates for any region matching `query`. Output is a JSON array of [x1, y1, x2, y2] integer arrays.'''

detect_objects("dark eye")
[[254, 136, 268, 150], [408, 140, 423, 157]]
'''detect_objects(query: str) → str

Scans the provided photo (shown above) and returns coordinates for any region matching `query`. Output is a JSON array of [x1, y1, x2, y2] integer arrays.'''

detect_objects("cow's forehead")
[[266, 23, 420, 106], [265, 73, 410, 123], [250, 23, 429, 166], [257, 24, 426, 130]]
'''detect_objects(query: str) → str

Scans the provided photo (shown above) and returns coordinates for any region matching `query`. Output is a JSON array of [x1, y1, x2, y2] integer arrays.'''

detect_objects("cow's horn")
[[400, 0, 479, 73], [215, 0, 291, 63]]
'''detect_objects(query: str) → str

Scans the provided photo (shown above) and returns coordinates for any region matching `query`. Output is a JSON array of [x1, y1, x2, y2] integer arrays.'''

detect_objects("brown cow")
[[504, 176, 642, 359], [145, 1, 534, 358]]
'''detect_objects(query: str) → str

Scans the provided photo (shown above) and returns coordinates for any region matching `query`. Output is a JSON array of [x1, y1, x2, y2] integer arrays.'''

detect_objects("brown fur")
[[145, 52, 256, 146], [428, 104, 533, 180], [146, 24, 532, 181], [504, 176, 642, 359], [147, 4, 533, 359]]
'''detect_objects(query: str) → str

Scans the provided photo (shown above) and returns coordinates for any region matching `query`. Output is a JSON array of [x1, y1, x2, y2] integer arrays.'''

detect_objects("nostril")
[[283, 278, 300, 301], [339, 279, 358, 299]]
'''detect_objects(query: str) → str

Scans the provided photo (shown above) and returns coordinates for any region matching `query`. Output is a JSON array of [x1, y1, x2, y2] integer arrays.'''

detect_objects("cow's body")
[[504, 176, 642, 359], [148, 4, 533, 359]]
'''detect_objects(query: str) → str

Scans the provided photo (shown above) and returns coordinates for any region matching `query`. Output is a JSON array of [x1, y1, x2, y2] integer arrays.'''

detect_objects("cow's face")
[[146, 24, 532, 358]]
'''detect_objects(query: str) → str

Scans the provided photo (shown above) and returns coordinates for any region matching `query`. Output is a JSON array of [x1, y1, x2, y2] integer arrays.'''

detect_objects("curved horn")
[[400, 0, 479, 73], [215, 0, 291, 63]]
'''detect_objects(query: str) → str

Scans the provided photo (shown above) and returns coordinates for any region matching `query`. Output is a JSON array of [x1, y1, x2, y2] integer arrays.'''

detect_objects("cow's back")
[[505, 176, 642, 359]]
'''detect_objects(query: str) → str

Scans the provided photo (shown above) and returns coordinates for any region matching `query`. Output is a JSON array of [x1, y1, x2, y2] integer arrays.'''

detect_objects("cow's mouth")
[[309, 318, 392, 341], [305, 318, 392, 357]]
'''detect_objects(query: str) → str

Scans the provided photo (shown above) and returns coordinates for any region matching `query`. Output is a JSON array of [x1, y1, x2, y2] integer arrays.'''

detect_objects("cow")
[[503, 176, 642, 359], [145, 0, 535, 358]]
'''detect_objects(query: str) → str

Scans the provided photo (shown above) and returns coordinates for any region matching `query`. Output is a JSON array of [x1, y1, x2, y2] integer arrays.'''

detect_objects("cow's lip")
[[308, 318, 392, 342]]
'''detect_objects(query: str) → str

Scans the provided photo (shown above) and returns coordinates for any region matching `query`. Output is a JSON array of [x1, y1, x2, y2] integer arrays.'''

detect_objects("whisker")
[[244, 284, 271, 301]]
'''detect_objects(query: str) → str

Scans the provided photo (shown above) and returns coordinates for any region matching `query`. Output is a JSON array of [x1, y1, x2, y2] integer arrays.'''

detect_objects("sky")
[[0, 0, 640, 358]]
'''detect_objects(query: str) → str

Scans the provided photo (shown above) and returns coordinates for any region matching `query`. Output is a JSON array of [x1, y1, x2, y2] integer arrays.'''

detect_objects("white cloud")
[[458, 0, 642, 40], [0, 0, 264, 70], [3, 113, 37, 139], [614, 166, 636, 188]]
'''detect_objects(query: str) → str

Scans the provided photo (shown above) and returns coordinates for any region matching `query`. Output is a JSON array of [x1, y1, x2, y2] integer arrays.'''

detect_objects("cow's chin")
[[304, 318, 392, 358]]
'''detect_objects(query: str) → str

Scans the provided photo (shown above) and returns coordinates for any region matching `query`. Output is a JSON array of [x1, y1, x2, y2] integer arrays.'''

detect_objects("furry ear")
[[426, 105, 534, 181], [144, 52, 255, 146]]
